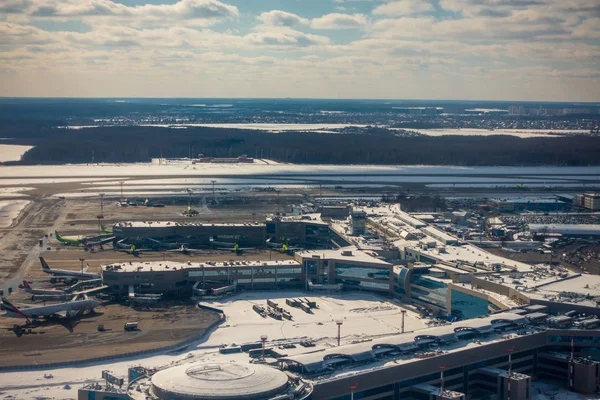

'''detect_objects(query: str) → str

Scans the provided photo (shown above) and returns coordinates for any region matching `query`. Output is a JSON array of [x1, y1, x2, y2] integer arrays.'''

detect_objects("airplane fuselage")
[[26, 287, 66, 295], [3, 299, 100, 319], [43, 268, 100, 280]]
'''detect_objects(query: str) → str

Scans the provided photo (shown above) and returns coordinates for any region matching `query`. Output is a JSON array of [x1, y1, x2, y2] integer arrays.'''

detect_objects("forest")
[[3, 125, 600, 166]]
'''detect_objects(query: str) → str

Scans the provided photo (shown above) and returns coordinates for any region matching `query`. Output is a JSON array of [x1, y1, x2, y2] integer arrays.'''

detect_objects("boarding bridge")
[[67, 278, 102, 293], [78, 285, 110, 296]]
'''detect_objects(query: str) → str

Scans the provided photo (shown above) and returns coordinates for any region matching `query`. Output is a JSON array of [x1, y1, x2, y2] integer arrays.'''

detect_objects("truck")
[[124, 322, 139, 331]]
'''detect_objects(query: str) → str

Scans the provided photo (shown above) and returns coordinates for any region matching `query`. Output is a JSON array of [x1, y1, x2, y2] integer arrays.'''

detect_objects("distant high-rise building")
[[583, 193, 600, 211], [508, 105, 525, 116]]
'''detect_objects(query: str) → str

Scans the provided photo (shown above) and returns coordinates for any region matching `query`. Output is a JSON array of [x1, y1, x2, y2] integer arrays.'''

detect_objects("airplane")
[[54, 230, 81, 246], [40, 257, 101, 281], [1, 296, 100, 321], [22, 280, 67, 296]]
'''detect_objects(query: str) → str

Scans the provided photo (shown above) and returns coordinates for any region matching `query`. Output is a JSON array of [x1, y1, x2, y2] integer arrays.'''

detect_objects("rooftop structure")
[[149, 362, 293, 400], [295, 247, 390, 266], [103, 259, 300, 274]]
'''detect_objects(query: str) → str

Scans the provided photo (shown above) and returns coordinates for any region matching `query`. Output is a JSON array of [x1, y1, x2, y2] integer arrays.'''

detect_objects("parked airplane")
[[54, 230, 81, 246], [22, 280, 67, 296], [1, 296, 99, 321], [40, 257, 101, 281]]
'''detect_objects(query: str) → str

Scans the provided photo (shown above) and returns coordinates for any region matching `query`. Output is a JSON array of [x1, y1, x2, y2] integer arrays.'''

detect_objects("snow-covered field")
[[0, 291, 424, 399], [0, 200, 29, 228], [1, 163, 600, 179], [0, 144, 33, 162], [0, 187, 34, 199], [411, 128, 589, 138], [0, 163, 597, 197], [64, 123, 368, 132]]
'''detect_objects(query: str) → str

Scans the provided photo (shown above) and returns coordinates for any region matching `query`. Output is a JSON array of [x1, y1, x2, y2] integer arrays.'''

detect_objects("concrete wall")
[[78, 389, 129, 400], [471, 277, 530, 305], [574, 362, 598, 393]]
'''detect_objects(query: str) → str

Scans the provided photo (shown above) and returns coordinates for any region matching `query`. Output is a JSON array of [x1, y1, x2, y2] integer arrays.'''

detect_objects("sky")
[[0, 0, 599, 101]]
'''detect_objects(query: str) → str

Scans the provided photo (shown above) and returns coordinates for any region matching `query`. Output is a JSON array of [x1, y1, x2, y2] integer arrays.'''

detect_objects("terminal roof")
[[103, 259, 300, 273], [296, 248, 391, 266]]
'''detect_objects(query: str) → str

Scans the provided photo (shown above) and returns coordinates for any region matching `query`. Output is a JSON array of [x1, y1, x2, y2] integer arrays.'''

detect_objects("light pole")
[[260, 334, 268, 361], [99, 193, 105, 217], [336, 320, 343, 346], [187, 188, 192, 214], [401, 310, 406, 333], [349, 383, 357, 400], [438, 364, 447, 399], [211, 180, 216, 200], [507, 346, 515, 400], [97, 193, 105, 234], [79, 257, 85, 274]]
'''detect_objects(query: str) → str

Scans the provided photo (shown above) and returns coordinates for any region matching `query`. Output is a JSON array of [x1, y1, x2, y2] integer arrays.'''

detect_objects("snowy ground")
[[411, 128, 590, 138], [0, 187, 34, 199], [0, 144, 33, 162], [0, 291, 424, 399], [0, 200, 30, 228], [2, 163, 600, 180]]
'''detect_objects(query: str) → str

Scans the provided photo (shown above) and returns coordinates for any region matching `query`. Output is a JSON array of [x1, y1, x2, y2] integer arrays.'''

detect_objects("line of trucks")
[[252, 298, 318, 320]]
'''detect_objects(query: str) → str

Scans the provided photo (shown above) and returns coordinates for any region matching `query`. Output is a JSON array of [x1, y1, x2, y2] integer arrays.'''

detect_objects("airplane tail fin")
[[40, 257, 51, 271], [22, 280, 31, 290], [1, 297, 28, 319], [83, 263, 90, 273]]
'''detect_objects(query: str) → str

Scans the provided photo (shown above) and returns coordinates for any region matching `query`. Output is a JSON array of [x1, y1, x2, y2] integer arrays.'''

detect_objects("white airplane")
[[22, 280, 67, 296], [1, 296, 99, 321], [40, 257, 100, 281]]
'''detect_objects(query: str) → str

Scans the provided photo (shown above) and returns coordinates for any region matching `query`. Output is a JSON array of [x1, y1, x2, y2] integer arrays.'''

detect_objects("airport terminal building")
[[101, 248, 394, 296]]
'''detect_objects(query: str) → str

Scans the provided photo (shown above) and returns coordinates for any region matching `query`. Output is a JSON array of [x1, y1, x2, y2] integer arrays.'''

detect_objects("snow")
[[410, 128, 590, 138], [0, 144, 33, 162], [0, 187, 34, 198], [1, 163, 599, 179], [0, 200, 30, 228]]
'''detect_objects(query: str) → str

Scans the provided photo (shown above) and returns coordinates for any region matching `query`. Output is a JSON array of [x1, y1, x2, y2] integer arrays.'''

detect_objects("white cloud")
[[5, 0, 239, 27], [311, 13, 368, 29], [373, 0, 435, 16], [245, 28, 330, 47], [0, 0, 599, 100], [256, 10, 309, 27]]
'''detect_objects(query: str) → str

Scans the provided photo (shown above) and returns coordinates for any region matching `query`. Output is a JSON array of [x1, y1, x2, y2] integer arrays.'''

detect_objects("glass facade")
[[395, 267, 409, 295], [410, 275, 448, 310], [335, 263, 390, 280], [450, 290, 490, 320], [304, 260, 318, 275], [334, 263, 390, 291]]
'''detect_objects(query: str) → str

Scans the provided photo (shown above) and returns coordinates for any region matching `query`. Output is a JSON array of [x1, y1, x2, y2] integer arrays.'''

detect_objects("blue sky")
[[0, 0, 599, 101]]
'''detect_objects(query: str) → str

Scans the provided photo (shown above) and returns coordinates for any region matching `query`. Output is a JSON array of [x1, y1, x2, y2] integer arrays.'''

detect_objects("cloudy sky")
[[1, 0, 599, 101]]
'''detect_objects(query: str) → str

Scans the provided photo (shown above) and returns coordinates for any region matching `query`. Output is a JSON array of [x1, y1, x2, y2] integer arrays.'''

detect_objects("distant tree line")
[[3, 125, 600, 166]]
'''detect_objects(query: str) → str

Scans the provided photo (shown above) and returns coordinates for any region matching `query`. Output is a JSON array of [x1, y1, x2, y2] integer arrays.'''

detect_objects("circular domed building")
[[134, 361, 311, 400]]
